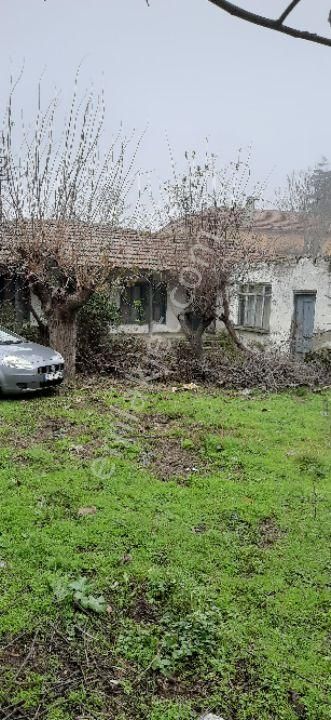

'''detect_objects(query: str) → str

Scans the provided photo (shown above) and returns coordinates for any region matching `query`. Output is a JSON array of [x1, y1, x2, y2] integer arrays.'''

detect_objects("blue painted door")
[[293, 293, 316, 356]]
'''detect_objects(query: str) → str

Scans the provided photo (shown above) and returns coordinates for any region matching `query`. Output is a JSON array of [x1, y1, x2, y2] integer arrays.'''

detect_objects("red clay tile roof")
[[0, 211, 330, 273]]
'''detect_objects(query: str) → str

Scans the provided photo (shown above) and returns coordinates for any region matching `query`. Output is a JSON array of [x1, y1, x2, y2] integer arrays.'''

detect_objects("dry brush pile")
[[77, 330, 331, 391]]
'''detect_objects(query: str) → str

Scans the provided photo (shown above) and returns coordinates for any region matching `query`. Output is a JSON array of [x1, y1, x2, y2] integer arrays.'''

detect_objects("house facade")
[[111, 257, 331, 356], [0, 211, 330, 356], [228, 256, 331, 355], [110, 210, 331, 355]]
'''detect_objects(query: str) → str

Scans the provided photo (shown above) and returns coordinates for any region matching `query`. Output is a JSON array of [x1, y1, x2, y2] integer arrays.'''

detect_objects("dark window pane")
[[120, 282, 150, 324], [153, 282, 167, 324]]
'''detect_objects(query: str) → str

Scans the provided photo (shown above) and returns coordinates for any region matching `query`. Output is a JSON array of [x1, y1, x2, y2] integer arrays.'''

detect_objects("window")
[[0, 274, 16, 305], [120, 282, 149, 324], [0, 274, 30, 323], [238, 283, 272, 332], [120, 280, 167, 325], [15, 276, 31, 323]]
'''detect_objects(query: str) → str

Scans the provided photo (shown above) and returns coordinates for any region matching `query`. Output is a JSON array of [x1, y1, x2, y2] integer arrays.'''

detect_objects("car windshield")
[[0, 328, 24, 345]]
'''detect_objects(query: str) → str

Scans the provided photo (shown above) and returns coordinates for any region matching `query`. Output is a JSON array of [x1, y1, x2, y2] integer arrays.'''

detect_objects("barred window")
[[238, 283, 272, 331]]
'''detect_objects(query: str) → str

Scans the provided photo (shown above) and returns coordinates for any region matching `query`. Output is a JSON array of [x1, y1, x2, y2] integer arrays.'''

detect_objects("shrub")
[[0, 301, 22, 334], [0, 302, 44, 344], [77, 291, 120, 372]]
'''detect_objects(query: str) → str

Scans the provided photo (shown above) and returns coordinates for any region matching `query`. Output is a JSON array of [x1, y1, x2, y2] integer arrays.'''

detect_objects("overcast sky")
[[1, 0, 331, 205]]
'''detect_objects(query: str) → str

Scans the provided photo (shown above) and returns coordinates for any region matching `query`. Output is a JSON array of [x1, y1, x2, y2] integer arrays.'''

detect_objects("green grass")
[[0, 384, 330, 719]]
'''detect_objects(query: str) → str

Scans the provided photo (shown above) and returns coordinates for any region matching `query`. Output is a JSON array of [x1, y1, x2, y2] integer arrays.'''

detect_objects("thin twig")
[[13, 628, 40, 681], [278, 0, 302, 25], [0, 630, 29, 655]]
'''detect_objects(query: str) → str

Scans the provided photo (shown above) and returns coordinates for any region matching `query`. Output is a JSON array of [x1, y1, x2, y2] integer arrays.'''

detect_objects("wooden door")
[[293, 292, 316, 356]]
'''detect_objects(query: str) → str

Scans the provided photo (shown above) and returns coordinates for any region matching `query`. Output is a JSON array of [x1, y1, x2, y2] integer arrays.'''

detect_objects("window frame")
[[120, 279, 167, 326], [237, 282, 272, 333]]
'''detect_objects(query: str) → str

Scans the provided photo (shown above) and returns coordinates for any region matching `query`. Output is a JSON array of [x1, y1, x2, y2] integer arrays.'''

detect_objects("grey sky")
[[1, 0, 331, 204]]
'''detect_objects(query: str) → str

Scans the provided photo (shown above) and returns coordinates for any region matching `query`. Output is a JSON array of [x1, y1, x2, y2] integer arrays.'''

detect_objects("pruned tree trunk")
[[187, 330, 204, 359], [220, 311, 248, 352], [219, 279, 248, 353], [48, 307, 78, 379], [178, 311, 214, 359], [28, 304, 49, 344]]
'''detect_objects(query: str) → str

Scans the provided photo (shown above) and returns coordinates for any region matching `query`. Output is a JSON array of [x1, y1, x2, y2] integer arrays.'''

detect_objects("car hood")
[[0, 342, 63, 366]]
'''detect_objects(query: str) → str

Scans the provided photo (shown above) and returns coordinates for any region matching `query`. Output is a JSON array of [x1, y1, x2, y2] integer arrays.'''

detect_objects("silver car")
[[0, 327, 65, 395]]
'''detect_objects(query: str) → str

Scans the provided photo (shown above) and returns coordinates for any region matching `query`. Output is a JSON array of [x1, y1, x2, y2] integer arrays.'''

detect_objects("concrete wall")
[[225, 257, 331, 352]]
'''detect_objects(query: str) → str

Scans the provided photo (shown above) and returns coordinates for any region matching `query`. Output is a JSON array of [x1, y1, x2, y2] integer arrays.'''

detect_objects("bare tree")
[[207, 1, 331, 48], [277, 158, 331, 255], [0, 75, 140, 377], [155, 151, 263, 357]]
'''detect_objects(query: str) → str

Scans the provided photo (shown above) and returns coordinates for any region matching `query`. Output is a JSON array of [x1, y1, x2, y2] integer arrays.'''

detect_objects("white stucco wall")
[[29, 292, 43, 326], [225, 257, 331, 351], [29, 258, 331, 353]]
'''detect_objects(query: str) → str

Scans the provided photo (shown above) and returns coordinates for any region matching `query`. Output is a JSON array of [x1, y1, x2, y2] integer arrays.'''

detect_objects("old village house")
[[0, 210, 330, 357]]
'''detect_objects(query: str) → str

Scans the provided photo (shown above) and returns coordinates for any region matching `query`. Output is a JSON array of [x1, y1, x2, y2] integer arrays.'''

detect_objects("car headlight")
[[51, 353, 64, 364], [1, 355, 36, 370]]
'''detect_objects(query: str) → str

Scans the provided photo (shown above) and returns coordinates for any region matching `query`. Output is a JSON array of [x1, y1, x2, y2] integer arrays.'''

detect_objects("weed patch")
[[0, 385, 330, 718]]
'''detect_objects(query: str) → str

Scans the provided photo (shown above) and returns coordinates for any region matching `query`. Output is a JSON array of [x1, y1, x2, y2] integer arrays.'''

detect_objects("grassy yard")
[[0, 383, 330, 720]]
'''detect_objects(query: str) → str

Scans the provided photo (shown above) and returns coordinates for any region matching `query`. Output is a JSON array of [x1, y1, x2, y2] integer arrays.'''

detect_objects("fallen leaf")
[[71, 445, 85, 454], [77, 506, 97, 517], [182, 383, 199, 392]]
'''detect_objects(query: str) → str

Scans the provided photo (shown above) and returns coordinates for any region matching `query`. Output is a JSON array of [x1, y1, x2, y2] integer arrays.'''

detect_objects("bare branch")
[[153, 149, 264, 357], [208, 0, 331, 48], [0, 76, 141, 376], [278, 1, 302, 25]]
